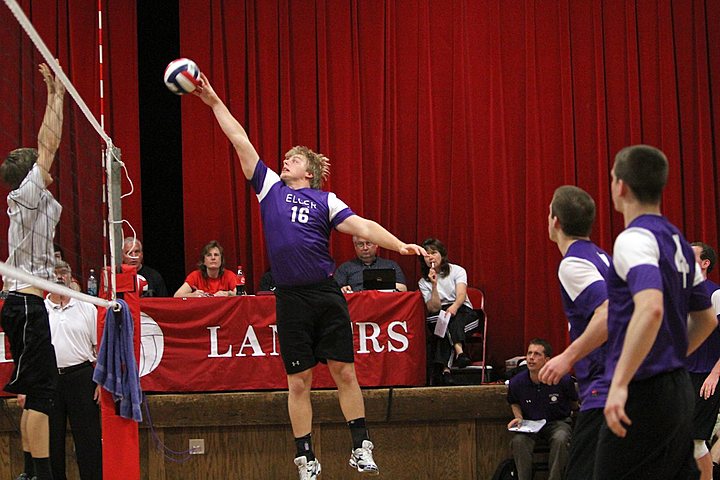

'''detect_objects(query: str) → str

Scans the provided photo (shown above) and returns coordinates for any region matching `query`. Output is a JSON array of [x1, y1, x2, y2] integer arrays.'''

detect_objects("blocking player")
[[192, 73, 426, 480], [595, 145, 717, 479], [539, 185, 610, 479], [0, 63, 66, 480]]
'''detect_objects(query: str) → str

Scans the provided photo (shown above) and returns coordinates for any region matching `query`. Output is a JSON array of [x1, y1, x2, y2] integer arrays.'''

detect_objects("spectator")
[[46, 260, 102, 480], [122, 237, 169, 297], [418, 237, 478, 385], [174, 240, 237, 297], [53, 243, 81, 292], [334, 236, 407, 293], [508, 338, 577, 480]]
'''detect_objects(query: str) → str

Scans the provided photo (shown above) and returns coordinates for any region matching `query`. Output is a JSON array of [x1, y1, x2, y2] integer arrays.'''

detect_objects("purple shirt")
[[250, 160, 355, 286], [507, 370, 578, 421], [605, 215, 711, 382], [686, 280, 720, 373], [558, 240, 610, 410]]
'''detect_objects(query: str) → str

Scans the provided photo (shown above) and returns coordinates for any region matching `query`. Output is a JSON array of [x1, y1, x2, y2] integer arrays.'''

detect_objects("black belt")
[[57, 361, 92, 375]]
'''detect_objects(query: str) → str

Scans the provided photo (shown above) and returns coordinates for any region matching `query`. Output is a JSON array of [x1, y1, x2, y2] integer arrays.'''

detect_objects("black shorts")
[[689, 372, 720, 441], [1, 292, 57, 414], [566, 408, 604, 480], [275, 278, 354, 374], [594, 369, 698, 480]]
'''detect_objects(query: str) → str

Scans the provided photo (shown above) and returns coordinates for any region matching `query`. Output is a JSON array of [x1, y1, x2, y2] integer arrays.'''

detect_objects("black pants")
[[50, 363, 102, 480], [430, 304, 478, 367]]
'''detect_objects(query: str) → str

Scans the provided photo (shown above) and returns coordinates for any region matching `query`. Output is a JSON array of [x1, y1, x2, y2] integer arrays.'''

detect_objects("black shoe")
[[442, 371, 456, 385], [713, 462, 720, 480], [455, 352, 472, 369]]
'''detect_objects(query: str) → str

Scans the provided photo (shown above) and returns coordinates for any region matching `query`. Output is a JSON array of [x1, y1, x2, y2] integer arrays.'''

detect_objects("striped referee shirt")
[[3, 164, 61, 291]]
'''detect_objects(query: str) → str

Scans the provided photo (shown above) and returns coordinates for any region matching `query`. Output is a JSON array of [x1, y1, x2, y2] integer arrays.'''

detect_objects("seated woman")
[[418, 237, 478, 385], [174, 240, 237, 297]]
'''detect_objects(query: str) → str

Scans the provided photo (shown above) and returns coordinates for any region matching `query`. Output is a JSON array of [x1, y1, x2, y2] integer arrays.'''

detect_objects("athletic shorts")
[[274, 278, 354, 374], [1, 292, 57, 414], [689, 371, 720, 441], [594, 369, 698, 480], [566, 408, 604, 480]]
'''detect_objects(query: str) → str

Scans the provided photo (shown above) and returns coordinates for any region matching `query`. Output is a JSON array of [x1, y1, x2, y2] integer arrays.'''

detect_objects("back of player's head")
[[285, 146, 330, 190], [691, 241, 717, 274], [613, 145, 668, 204], [528, 338, 552, 357], [551, 185, 596, 237], [0, 148, 38, 190]]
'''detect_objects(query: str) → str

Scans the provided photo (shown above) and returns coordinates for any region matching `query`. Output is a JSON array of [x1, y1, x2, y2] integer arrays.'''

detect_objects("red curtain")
[[177, 0, 720, 366], [0, 1, 142, 286]]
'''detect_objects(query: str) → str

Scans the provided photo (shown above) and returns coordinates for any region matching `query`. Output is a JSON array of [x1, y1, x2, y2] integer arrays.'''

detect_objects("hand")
[[193, 290, 210, 297], [94, 384, 101, 405], [39, 62, 65, 98], [428, 267, 438, 285], [507, 417, 522, 429], [399, 243, 427, 256], [604, 384, 631, 437], [538, 352, 572, 385], [17, 394, 26, 409], [341, 285, 353, 294], [192, 73, 219, 106], [701, 372, 719, 399], [213, 290, 232, 297], [446, 305, 458, 316]]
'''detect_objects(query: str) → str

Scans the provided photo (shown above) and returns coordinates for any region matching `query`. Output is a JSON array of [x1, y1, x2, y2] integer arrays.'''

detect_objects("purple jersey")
[[605, 215, 711, 382], [250, 160, 355, 286], [558, 240, 611, 410], [686, 280, 720, 373], [507, 370, 578, 421]]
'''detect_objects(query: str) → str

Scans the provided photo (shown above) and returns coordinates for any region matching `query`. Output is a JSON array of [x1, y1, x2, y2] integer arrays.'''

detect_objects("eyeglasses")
[[354, 241, 375, 248]]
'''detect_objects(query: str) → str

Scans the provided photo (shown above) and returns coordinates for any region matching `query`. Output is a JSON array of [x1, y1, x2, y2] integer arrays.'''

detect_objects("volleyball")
[[163, 58, 200, 95]]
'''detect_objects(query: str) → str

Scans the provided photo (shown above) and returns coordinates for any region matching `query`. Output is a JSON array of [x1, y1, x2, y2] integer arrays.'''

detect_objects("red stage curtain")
[[0, 1, 142, 281], [187, 0, 717, 364]]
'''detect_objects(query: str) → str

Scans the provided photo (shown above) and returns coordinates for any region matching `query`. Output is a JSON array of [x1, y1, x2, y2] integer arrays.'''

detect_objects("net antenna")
[[0, 0, 136, 310]]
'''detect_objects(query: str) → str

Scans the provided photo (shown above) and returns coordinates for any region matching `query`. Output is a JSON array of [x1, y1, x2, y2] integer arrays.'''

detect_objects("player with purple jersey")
[[540, 185, 610, 480], [595, 145, 717, 480], [687, 242, 720, 480], [193, 73, 426, 480]]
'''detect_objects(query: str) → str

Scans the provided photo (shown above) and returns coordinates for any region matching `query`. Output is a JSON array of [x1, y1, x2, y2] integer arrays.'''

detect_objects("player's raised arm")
[[192, 72, 259, 180], [336, 215, 426, 257], [36, 63, 66, 186]]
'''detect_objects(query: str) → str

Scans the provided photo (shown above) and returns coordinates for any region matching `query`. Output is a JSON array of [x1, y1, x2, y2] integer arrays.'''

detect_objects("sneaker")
[[349, 440, 380, 475], [455, 352, 472, 369], [294, 455, 321, 480], [15, 474, 34, 480]]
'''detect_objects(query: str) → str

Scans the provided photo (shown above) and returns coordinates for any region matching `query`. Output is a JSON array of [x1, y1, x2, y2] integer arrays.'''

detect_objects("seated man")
[[334, 236, 407, 293], [122, 237, 169, 297], [507, 338, 577, 480]]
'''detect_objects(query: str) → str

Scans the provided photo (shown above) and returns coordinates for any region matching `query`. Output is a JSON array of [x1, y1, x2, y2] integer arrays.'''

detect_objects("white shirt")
[[418, 263, 473, 309], [45, 296, 97, 368]]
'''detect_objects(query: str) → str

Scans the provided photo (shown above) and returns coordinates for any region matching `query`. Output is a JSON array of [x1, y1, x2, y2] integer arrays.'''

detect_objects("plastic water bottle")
[[87, 269, 98, 296], [236, 265, 246, 296]]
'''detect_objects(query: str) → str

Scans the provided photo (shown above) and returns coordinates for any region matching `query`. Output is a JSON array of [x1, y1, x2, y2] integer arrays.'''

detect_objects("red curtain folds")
[[178, 0, 720, 366], [0, 1, 142, 285]]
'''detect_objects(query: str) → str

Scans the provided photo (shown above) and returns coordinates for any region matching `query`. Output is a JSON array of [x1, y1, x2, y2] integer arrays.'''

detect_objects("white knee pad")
[[694, 439, 709, 459]]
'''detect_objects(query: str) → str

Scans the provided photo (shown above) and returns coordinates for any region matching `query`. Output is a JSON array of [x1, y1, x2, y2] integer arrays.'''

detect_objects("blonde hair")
[[285, 146, 330, 189]]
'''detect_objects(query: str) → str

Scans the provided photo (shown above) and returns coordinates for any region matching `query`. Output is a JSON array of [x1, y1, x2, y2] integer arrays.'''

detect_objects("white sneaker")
[[349, 440, 380, 475], [294, 455, 321, 480]]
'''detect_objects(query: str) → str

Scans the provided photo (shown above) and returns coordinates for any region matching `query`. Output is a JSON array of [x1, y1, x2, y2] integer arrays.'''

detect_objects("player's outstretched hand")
[[399, 243, 427, 256], [700, 371, 719, 399], [604, 384, 631, 437], [192, 73, 219, 106], [538, 352, 571, 385], [39, 62, 65, 98]]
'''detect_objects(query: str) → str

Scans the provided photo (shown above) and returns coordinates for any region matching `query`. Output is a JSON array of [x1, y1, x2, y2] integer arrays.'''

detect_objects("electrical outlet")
[[189, 438, 205, 455]]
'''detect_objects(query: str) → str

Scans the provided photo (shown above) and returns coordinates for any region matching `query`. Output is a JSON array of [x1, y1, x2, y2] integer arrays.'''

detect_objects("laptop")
[[362, 268, 397, 291]]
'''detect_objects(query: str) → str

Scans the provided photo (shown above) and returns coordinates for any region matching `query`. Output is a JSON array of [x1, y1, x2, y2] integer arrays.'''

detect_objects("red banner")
[[138, 291, 427, 392]]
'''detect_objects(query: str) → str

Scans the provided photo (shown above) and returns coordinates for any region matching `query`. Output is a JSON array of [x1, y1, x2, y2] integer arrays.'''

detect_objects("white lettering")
[[207, 326, 233, 357], [269, 325, 280, 356], [387, 321, 409, 352], [236, 326, 265, 357], [356, 322, 385, 353], [285, 193, 317, 209], [0, 333, 12, 363]]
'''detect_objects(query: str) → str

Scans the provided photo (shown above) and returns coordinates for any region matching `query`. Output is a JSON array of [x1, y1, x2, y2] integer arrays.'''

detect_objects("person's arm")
[[539, 300, 608, 385], [508, 404, 524, 429], [36, 63, 66, 187], [700, 352, 720, 400], [336, 215, 425, 257], [445, 282, 467, 316], [192, 73, 259, 180], [395, 282, 407, 292], [174, 282, 208, 298], [604, 288, 663, 437], [687, 307, 718, 355], [425, 268, 442, 313]]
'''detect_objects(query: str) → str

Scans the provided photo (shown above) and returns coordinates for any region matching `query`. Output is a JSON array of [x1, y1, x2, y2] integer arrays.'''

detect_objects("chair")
[[464, 286, 488, 382]]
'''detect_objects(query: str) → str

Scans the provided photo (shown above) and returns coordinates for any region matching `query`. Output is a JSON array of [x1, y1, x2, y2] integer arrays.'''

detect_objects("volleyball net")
[[0, 0, 125, 309]]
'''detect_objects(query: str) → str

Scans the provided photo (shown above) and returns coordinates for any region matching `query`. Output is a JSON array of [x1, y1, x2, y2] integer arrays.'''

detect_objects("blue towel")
[[93, 299, 143, 422]]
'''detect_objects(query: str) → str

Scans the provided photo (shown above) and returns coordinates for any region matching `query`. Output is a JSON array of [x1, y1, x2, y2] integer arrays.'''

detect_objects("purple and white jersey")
[[250, 160, 355, 286], [558, 239, 610, 410], [686, 280, 720, 374], [605, 214, 711, 382]]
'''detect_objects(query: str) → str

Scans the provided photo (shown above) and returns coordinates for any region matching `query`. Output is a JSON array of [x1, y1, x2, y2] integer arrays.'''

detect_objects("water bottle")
[[236, 265, 246, 296], [87, 268, 98, 296]]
